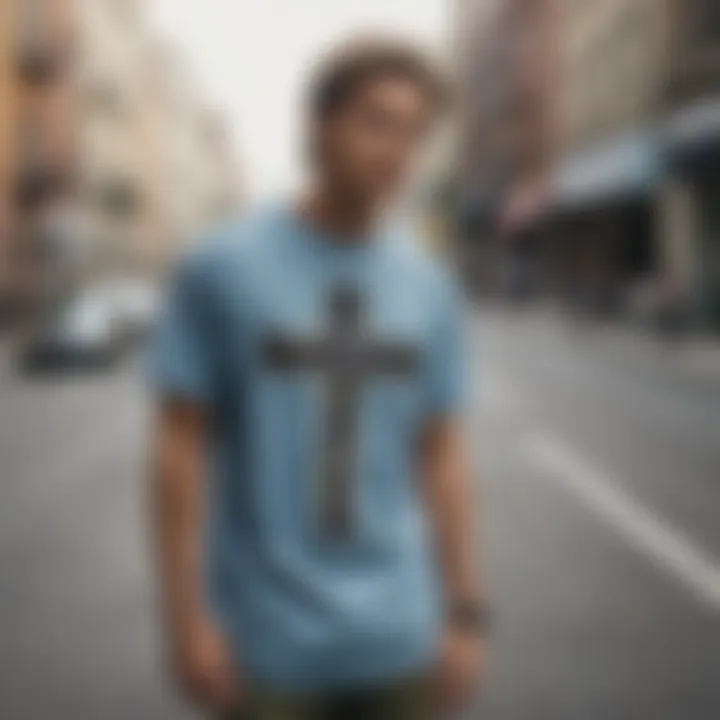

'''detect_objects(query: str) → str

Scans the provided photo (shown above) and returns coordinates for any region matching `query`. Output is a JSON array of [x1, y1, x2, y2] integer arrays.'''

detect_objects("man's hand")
[[434, 626, 485, 711], [170, 616, 242, 713]]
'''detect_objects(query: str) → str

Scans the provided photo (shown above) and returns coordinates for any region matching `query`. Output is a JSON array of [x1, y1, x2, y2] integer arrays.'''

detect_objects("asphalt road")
[[1, 308, 719, 719]]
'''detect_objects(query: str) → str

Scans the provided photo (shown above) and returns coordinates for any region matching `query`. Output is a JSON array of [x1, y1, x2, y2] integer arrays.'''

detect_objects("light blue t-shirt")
[[152, 207, 464, 690]]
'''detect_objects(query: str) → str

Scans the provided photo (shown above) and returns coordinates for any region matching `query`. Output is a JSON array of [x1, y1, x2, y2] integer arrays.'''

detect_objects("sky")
[[148, 0, 448, 199]]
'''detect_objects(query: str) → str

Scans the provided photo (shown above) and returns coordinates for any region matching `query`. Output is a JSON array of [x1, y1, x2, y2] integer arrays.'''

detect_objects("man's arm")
[[152, 397, 239, 712], [420, 415, 485, 708]]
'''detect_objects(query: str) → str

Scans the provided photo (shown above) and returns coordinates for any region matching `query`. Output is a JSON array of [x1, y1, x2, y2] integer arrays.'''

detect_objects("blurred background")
[[1, 1, 719, 718]]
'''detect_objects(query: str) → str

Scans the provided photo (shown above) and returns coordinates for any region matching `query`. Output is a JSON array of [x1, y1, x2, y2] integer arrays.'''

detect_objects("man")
[[152, 37, 485, 719]]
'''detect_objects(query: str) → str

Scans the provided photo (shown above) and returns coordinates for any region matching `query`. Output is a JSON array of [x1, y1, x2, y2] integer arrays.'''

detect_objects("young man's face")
[[315, 76, 434, 206]]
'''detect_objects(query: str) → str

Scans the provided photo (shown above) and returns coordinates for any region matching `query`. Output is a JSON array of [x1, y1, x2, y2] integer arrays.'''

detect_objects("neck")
[[299, 184, 380, 241]]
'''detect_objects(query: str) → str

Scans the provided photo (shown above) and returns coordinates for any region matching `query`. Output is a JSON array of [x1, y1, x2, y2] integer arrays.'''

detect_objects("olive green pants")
[[224, 676, 432, 720]]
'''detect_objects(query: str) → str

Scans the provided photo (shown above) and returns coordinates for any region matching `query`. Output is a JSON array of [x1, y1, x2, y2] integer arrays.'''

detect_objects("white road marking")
[[525, 432, 720, 611]]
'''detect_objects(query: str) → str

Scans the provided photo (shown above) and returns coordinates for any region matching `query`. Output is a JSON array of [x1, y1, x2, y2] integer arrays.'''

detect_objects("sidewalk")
[[671, 336, 720, 383], [483, 300, 720, 390], [556, 309, 720, 389], [0, 334, 16, 384]]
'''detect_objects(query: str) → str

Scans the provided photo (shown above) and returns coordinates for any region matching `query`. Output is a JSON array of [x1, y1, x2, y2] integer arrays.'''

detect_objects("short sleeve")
[[149, 254, 217, 403], [422, 271, 466, 417]]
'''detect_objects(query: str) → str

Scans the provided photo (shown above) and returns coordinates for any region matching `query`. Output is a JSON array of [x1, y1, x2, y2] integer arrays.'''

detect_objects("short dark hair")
[[308, 35, 448, 118]]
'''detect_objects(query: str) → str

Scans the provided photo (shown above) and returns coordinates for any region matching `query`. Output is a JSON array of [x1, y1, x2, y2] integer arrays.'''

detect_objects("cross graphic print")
[[263, 287, 420, 541]]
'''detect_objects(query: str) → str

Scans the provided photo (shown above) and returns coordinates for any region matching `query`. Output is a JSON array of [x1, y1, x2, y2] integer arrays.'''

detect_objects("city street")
[[1, 308, 719, 719]]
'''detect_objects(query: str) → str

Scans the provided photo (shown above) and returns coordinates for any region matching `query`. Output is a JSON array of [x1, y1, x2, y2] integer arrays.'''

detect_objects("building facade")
[[457, 0, 556, 292], [660, 0, 720, 330], [0, 0, 16, 315], [149, 47, 242, 267], [550, 0, 720, 328], [0, 0, 243, 321], [547, 0, 667, 311], [460, 0, 720, 330], [75, 0, 150, 278], [6, 0, 75, 314]]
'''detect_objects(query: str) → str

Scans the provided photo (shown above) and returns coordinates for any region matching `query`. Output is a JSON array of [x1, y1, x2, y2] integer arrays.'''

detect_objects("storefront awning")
[[551, 132, 660, 212], [663, 97, 720, 171], [457, 187, 502, 230]]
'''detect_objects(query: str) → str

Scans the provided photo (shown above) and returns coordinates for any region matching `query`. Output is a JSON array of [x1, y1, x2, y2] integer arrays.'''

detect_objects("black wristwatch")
[[448, 599, 489, 635]]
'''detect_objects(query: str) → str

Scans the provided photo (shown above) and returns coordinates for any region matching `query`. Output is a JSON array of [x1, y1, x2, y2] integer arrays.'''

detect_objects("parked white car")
[[104, 280, 160, 342], [21, 290, 124, 372]]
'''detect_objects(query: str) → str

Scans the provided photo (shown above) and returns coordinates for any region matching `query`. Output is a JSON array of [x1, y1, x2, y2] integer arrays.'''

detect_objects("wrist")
[[167, 601, 209, 639]]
